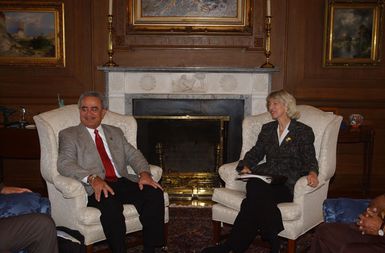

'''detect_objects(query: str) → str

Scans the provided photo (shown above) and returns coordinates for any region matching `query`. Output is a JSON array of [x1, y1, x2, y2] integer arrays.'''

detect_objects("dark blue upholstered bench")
[[323, 198, 371, 224]]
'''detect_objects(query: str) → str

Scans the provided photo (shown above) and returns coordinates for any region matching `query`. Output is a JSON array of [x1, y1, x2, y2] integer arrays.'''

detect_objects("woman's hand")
[[239, 166, 252, 175], [307, 171, 319, 188]]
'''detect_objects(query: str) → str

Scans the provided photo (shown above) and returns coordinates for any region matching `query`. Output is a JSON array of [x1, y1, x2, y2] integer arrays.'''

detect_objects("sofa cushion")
[[0, 192, 50, 218]]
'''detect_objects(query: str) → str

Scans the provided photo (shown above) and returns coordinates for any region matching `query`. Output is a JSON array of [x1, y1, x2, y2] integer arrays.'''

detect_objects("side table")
[[337, 125, 375, 195], [0, 127, 41, 188]]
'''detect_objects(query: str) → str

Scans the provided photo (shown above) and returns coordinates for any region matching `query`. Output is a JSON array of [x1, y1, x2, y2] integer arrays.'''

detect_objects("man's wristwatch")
[[378, 219, 385, 236]]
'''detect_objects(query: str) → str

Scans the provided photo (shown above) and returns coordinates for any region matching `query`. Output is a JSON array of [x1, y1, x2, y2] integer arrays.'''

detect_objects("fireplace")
[[136, 115, 228, 198], [98, 66, 274, 199], [133, 98, 243, 199]]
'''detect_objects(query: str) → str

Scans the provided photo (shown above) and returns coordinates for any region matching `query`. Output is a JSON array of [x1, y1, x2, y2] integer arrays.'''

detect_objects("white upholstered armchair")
[[33, 104, 169, 252], [211, 105, 342, 253]]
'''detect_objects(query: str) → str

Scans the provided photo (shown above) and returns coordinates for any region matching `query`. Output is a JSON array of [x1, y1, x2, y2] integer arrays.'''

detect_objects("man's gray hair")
[[78, 91, 108, 109]]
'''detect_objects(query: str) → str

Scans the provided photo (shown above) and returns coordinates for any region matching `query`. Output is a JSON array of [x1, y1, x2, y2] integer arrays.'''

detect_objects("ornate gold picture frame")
[[323, 0, 383, 67], [0, 1, 65, 67], [128, 0, 251, 32]]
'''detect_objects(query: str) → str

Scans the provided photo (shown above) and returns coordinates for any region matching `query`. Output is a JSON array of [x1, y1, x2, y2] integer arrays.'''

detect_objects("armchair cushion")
[[212, 188, 245, 212], [0, 192, 50, 218], [213, 188, 302, 221], [77, 205, 145, 225], [323, 198, 370, 224]]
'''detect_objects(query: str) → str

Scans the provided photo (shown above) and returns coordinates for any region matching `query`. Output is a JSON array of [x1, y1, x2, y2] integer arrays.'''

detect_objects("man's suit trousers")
[[88, 177, 164, 253], [310, 222, 385, 253], [0, 213, 58, 253]]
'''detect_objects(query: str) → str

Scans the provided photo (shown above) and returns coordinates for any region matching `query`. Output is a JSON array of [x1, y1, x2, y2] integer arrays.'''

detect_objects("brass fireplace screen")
[[135, 115, 230, 199]]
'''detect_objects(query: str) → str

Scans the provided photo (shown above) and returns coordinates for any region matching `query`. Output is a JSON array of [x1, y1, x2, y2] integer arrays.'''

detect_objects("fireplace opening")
[[136, 116, 229, 173], [133, 99, 244, 199]]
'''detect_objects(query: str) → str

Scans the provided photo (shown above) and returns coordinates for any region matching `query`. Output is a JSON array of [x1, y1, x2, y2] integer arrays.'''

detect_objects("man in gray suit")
[[57, 91, 164, 253]]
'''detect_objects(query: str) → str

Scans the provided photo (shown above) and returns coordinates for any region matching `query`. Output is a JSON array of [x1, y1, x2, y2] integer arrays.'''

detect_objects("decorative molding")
[[139, 74, 156, 91], [100, 66, 274, 116], [219, 75, 238, 92]]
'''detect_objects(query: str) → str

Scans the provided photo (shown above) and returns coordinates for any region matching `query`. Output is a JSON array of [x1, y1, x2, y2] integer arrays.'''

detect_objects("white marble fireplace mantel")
[[98, 66, 277, 116]]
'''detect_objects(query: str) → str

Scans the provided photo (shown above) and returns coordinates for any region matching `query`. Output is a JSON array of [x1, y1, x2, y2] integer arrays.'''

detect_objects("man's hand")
[[1, 186, 32, 194], [307, 171, 319, 188], [358, 207, 383, 235], [369, 194, 385, 214], [138, 172, 163, 191], [90, 176, 115, 202]]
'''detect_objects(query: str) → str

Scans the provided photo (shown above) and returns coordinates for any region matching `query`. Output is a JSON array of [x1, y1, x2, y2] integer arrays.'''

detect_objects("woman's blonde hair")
[[266, 89, 300, 119]]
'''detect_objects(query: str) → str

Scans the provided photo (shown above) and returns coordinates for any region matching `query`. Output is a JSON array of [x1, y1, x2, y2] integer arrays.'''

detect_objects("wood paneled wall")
[[284, 0, 385, 198], [0, 0, 384, 197], [0, 0, 96, 123]]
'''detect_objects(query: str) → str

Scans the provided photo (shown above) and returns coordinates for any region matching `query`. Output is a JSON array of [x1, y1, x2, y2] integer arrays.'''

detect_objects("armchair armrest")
[[218, 161, 238, 182], [150, 164, 162, 182], [218, 161, 246, 192], [293, 176, 326, 200], [126, 164, 162, 182], [53, 175, 86, 199]]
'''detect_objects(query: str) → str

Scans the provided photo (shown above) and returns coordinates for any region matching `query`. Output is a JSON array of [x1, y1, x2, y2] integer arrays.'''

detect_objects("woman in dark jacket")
[[202, 89, 319, 253]]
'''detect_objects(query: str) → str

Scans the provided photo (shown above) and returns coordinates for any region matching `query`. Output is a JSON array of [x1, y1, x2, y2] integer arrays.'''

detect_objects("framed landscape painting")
[[323, 0, 383, 67], [128, 0, 251, 32], [0, 2, 65, 67]]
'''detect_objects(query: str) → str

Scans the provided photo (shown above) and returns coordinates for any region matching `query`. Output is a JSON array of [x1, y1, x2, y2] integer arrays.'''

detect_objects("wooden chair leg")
[[86, 244, 93, 253], [212, 220, 221, 244], [286, 239, 296, 253]]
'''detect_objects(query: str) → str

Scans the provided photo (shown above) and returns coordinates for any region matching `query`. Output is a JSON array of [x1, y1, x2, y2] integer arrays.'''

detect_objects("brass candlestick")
[[260, 16, 274, 68], [103, 14, 118, 67]]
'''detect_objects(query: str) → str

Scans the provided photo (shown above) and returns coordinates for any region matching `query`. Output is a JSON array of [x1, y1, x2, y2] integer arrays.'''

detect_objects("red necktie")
[[94, 129, 117, 182]]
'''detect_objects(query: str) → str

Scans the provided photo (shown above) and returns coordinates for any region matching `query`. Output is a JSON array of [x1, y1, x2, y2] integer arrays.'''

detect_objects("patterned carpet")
[[164, 206, 313, 253], [95, 206, 314, 253]]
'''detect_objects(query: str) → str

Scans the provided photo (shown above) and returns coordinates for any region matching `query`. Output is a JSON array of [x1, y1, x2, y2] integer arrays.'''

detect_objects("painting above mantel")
[[128, 0, 252, 32], [113, 0, 265, 49]]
